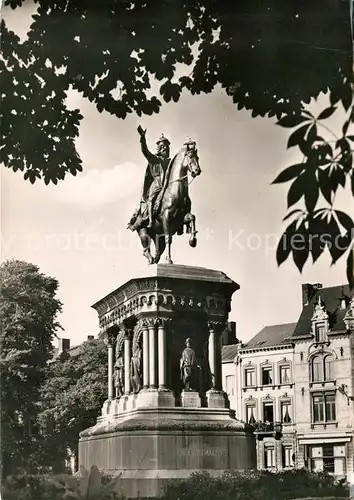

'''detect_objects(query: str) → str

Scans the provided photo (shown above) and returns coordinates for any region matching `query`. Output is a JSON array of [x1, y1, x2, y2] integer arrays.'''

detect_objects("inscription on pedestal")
[[178, 448, 227, 457], [181, 390, 201, 408]]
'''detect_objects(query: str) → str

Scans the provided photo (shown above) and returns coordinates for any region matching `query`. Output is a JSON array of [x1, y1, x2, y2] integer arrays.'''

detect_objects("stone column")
[[148, 320, 157, 389], [142, 321, 150, 389], [105, 330, 116, 400], [107, 342, 114, 399], [206, 320, 227, 408], [157, 318, 168, 389], [124, 329, 132, 395], [101, 329, 116, 416], [208, 323, 216, 389], [214, 326, 223, 391]]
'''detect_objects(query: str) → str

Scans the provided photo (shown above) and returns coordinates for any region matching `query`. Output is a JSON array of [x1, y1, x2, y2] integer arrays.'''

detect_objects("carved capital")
[[136, 318, 148, 331], [119, 324, 133, 340], [146, 317, 159, 328], [104, 328, 117, 347], [156, 317, 172, 329], [207, 320, 226, 335]]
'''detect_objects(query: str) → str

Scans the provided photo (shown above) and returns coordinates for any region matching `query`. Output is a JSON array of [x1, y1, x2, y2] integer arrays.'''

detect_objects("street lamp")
[[338, 384, 354, 405], [344, 296, 354, 331]]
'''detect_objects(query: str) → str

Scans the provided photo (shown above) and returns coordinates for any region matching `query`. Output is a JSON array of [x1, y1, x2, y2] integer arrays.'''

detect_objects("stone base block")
[[136, 388, 175, 408], [79, 407, 256, 498], [118, 395, 128, 413], [101, 399, 112, 416], [207, 389, 228, 408], [125, 394, 138, 412], [181, 390, 201, 408], [109, 398, 120, 415]]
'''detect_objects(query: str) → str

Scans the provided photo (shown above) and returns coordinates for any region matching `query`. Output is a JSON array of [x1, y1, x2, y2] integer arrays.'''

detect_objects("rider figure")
[[137, 126, 171, 229]]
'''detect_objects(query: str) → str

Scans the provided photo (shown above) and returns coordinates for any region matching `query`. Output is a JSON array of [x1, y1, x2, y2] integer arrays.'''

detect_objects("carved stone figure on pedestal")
[[180, 338, 199, 391], [130, 345, 142, 394], [114, 354, 124, 398]]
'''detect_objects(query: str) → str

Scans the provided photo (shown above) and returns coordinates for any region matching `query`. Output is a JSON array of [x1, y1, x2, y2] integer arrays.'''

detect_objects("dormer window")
[[311, 296, 329, 343], [315, 324, 326, 343]]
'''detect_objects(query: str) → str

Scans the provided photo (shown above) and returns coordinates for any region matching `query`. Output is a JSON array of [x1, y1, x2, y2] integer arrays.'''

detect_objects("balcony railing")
[[247, 421, 283, 439]]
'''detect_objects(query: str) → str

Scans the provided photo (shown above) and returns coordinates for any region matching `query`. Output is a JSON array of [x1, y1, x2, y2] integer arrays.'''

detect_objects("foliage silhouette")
[[0, 260, 62, 476], [1, 1, 353, 280], [37, 337, 107, 472]]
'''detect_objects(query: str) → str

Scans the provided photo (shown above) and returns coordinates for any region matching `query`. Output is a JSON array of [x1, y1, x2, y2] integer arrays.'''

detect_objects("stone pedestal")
[[79, 264, 255, 498], [181, 390, 201, 408], [79, 407, 256, 498], [207, 389, 228, 409], [136, 388, 175, 408]]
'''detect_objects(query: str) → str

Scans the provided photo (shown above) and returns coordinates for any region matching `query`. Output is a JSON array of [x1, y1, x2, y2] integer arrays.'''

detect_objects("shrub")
[[162, 469, 349, 500], [1, 467, 123, 500], [1, 472, 65, 500]]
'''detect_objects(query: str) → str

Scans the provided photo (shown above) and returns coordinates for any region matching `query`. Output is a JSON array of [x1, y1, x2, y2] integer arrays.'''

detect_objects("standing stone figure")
[[128, 126, 171, 231], [113, 354, 124, 398], [180, 338, 199, 391], [130, 345, 142, 394]]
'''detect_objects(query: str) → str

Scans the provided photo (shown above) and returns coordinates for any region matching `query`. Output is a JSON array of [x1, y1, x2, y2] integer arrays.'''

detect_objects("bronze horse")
[[134, 143, 201, 264]]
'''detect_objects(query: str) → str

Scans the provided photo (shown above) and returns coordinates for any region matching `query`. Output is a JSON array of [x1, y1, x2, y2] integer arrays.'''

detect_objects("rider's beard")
[[158, 150, 169, 159]]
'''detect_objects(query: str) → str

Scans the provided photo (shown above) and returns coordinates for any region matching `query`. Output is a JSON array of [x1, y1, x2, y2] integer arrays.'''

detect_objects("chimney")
[[58, 338, 70, 354], [87, 335, 94, 341], [222, 321, 237, 345], [302, 283, 322, 306]]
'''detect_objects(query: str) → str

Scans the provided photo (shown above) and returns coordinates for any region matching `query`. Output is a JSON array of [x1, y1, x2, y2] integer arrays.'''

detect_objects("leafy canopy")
[[1, 0, 354, 280]]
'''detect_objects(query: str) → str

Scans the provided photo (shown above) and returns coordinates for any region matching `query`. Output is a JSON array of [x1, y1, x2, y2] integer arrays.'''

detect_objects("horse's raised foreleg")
[[138, 228, 154, 264], [184, 213, 197, 248]]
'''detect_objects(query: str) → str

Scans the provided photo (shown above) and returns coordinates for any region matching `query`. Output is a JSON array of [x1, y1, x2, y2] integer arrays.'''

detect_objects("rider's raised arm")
[[140, 134, 158, 164]]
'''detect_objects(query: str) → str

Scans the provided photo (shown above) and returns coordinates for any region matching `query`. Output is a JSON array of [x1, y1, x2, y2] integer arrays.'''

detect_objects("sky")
[[1, 4, 353, 347]]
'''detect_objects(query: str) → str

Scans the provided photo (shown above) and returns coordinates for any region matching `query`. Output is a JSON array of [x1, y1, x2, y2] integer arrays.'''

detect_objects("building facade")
[[222, 283, 354, 482]]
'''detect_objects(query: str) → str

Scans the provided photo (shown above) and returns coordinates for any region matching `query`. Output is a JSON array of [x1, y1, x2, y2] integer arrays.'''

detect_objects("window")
[[325, 393, 336, 421], [311, 355, 334, 382], [312, 393, 336, 423], [280, 400, 292, 424], [246, 404, 256, 424], [244, 368, 255, 387], [261, 366, 273, 385], [225, 375, 235, 396], [309, 444, 346, 475], [279, 365, 291, 384], [263, 401, 274, 423], [264, 446, 275, 468], [312, 356, 323, 382], [315, 324, 326, 342], [282, 446, 293, 468], [324, 356, 333, 381]]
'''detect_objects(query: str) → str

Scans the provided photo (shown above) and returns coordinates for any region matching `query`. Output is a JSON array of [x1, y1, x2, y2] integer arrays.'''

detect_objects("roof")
[[222, 344, 239, 363], [243, 322, 297, 349], [292, 284, 351, 337]]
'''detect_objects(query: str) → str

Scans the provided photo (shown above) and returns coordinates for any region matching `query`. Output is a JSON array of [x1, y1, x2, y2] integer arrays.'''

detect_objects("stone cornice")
[[239, 344, 294, 354], [95, 278, 235, 332], [93, 267, 238, 314]]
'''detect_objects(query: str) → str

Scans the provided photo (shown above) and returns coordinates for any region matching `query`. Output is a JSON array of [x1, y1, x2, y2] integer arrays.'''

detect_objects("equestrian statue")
[[127, 126, 201, 264]]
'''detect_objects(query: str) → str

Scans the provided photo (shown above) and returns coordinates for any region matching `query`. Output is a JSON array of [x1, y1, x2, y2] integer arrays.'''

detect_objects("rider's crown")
[[156, 133, 170, 146], [184, 137, 196, 147]]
